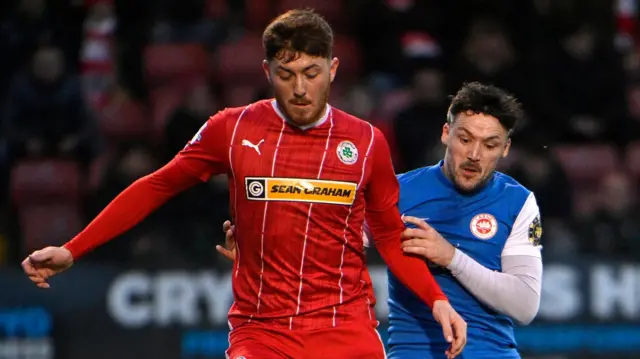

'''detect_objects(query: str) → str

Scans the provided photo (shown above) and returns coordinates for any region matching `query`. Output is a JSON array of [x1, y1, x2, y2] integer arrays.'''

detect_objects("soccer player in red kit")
[[21, 9, 467, 359]]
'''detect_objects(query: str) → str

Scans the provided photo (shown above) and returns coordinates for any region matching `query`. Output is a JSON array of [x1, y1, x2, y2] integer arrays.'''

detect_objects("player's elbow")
[[510, 300, 539, 326]]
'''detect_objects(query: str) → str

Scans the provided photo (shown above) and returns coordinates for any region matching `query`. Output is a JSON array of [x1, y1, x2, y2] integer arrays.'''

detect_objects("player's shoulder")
[[213, 99, 272, 120], [330, 106, 367, 123], [493, 171, 532, 198], [330, 106, 378, 131], [330, 106, 388, 149], [492, 171, 537, 216], [396, 164, 439, 184]]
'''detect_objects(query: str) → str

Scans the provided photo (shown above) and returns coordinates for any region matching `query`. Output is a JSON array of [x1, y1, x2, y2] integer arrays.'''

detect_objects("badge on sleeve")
[[188, 122, 208, 146], [528, 215, 543, 246]]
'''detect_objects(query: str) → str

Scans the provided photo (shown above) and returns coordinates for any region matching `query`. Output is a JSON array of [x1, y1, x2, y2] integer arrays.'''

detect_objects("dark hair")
[[447, 82, 523, 135], [262, 9, 333, 63]]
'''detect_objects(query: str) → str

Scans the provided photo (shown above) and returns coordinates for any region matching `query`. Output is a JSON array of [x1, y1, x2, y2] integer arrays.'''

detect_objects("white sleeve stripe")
[[501, 192, 542, 258]]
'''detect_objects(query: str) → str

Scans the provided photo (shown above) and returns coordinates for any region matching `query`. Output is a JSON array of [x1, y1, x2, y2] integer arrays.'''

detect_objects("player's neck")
[[271, 99, 330, 130]]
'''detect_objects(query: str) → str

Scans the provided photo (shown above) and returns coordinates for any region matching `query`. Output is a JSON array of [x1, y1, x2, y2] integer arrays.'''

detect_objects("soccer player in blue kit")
[[218, 82, 542, 359], [386, 82, 543, 359]]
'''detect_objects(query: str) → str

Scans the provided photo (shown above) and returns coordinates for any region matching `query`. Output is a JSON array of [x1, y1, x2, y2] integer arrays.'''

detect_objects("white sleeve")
[[501, 192, 543, 258], [447, 251, 542, 325]]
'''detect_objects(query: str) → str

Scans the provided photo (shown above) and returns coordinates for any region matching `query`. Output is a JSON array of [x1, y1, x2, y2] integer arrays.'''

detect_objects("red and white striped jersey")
[[175, 99, 399, 330]]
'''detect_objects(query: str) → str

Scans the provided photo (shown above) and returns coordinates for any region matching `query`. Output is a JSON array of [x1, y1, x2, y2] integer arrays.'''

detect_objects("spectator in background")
[[162, 83, 230, 267], [3, 45, 99, 167], [80, 0, 117, 110], [450, 17, 529, 105], [88, 143, 162, 263], [508, 145, 573, 221], [163, 82, 218, 162], [349, 0, 446, 84], [340, 83, 376, 120], [150, 0, 224, 49], [539, 23, 630, 144], [575, 172, 640, 257], [0, 0, 59, 97], [340, 83, 401, 166], [507, 144, 577, 255], [393, 67, 448, 172]]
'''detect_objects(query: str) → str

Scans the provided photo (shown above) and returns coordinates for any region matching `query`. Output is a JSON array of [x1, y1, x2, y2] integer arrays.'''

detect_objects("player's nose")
[[467, 143, 481, 161], [293, 77, 306, 97]]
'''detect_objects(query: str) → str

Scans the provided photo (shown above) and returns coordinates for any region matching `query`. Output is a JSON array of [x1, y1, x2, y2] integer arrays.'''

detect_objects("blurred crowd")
[[1, 0, 640, 267]]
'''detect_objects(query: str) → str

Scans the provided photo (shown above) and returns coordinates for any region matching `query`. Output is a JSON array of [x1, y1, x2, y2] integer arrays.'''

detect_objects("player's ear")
[[502, 138, 511, 158], [329, 57, 339, 83], [262, 60, 272, 84], [441, 123, 450, 145]]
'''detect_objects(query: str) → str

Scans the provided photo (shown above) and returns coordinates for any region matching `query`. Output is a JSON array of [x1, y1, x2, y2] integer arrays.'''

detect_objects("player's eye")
[[278, 72, 293, 80], [460, 137, 470, 144], [485, 143, 498, 149], [305, 72, 319, 79]]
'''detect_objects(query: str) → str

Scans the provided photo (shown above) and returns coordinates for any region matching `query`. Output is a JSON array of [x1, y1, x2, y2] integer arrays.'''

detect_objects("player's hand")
[[432, 300, 467, 359], [21, 246, 74, 289], [401, 215, 455, 267], [216, 220, 237, 261]]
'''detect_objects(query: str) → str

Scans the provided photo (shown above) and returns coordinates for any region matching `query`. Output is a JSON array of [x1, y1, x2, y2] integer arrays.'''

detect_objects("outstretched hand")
[[22, 246, 74, 289]]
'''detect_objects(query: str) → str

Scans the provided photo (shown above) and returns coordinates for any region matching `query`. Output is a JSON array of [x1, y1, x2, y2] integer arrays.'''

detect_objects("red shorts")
[[226, 319, 386, 359]]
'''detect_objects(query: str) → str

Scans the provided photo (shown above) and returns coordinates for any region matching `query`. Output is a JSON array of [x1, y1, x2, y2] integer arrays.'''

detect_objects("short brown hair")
[[447, 82, 524, 136], [262, 9, 333, 63]]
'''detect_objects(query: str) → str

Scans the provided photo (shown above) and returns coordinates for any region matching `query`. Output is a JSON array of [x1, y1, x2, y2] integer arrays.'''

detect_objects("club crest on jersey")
[[336, 141, 358, 165], [528, 215, 543, 246], [470, 213, 498, 240]]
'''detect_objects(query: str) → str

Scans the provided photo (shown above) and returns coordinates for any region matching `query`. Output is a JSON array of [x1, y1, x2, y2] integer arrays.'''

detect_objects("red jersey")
[[64, 99, 446, 331]]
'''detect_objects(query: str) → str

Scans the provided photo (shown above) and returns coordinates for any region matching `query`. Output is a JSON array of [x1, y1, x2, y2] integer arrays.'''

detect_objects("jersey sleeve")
[[502, 192, 543, 258], [364, 127, 447, 307], [63, 109, 238, 260], [174, 109, 233, 182]]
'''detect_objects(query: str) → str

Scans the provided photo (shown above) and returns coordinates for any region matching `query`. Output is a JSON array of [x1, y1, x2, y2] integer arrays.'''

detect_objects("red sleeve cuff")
[[376, 238, 448, 308]]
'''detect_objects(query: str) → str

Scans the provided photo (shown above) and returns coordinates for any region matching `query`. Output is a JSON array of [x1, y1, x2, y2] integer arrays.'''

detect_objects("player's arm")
[[364, 127, 448, 307], [63, 111, 232, 260], [446, 193, 543, 325]]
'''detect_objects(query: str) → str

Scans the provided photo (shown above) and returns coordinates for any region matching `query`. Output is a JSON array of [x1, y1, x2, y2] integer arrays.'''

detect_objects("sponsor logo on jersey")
[[241, 138, 264, 155], [529, 215, 543, 246], [245, 177, 357, 205], [336, 141, 358, 165], [470, 213, 498, 240]]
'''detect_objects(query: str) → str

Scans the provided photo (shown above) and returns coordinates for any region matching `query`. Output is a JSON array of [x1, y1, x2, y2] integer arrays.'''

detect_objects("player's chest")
[[404, 202, 512, 253], [229, 125, 370, 205]]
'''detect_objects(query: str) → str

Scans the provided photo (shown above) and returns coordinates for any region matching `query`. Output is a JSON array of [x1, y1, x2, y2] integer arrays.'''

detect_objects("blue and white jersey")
[[387, 161, 542, 359]]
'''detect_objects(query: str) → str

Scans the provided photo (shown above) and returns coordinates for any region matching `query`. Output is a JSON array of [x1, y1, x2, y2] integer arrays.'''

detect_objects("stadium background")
[[1, 0, 640, 358]]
